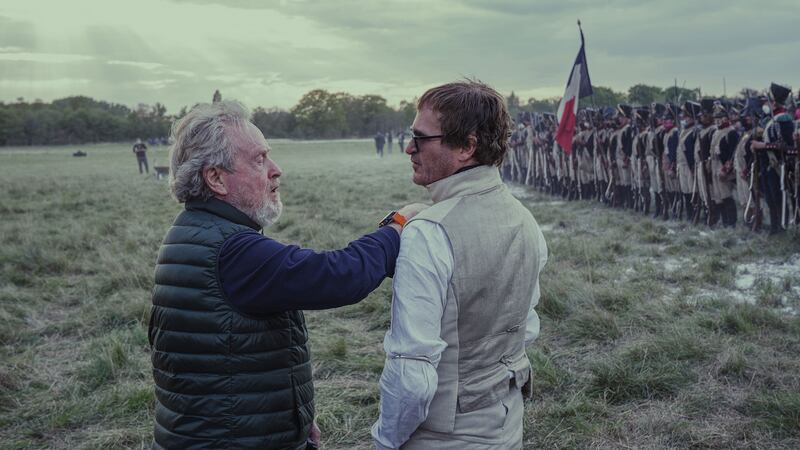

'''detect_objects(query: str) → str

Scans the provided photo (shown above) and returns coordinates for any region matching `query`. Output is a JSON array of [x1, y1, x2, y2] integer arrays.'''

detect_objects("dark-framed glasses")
[[408, 128, 445, 153]]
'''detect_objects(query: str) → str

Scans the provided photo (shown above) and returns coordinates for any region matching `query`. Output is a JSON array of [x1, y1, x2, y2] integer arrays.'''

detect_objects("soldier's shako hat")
[[770, 83, 791, 104], [616, 104, 633, 119], [743, 96, 765, 120], [712, 101, 728, 119], [602, 107, 616, 120], [651, 102, 666, 119], [663, 103, 677, 121], [700, 98, 715, 116], [683, 101, 701, 120], [635, 108, 650, 122]]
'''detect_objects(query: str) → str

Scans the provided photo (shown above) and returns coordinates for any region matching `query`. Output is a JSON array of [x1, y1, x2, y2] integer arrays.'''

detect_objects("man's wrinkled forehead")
[[233, 121, 269, 155]]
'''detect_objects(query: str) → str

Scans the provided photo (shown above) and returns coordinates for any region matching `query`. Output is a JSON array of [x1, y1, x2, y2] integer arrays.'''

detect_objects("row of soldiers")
[[502, 83, 799, 235]]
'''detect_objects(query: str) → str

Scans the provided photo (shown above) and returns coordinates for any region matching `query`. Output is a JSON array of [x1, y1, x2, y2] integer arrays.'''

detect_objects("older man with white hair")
[[148, 100, 425, 450]]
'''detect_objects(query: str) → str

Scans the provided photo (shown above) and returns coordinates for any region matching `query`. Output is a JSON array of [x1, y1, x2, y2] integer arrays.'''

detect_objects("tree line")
[[505, 83, 703, 119], [0, 83, 716, 146]]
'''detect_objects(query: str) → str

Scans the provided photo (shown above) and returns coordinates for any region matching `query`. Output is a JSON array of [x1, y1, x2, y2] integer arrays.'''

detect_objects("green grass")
[[1, 141, 800, 448]]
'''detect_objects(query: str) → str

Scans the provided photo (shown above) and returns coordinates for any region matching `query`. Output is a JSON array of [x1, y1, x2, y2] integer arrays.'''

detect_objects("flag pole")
[[578, 19, 596, 111]]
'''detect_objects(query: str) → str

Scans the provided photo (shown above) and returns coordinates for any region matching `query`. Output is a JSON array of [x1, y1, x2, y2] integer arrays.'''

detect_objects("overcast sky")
[[1, 0, 797, 113]]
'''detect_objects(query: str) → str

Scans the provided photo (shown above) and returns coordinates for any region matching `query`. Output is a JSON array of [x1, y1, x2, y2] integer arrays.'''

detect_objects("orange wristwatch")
[[378, 211, 407, 228]]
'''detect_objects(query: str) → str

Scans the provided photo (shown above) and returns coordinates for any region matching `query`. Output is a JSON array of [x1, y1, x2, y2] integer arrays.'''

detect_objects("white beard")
[[231, 192, 283, 228], [252, 195, 282, 227]]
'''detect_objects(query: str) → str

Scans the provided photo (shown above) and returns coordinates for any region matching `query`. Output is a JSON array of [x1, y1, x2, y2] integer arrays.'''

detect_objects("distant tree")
[[251, 107, 297, 138], [212, 90, 222, 103], [740, 87, 761, 98], [506, 91, 521, 117], [585, 86, 627, 108], [524, 97, 560, 113], [663, 86, 700, 104], [627, 84, 663, 106], [291, 89, 348, 138], [398, 99, 417, 129]]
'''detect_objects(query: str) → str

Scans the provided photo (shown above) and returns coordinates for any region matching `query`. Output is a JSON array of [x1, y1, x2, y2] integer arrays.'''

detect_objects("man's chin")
[[248, 199, 283, 228]]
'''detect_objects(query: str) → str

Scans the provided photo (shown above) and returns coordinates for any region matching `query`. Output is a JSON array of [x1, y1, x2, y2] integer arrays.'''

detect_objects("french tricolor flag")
[[555, 22, 593, 154]]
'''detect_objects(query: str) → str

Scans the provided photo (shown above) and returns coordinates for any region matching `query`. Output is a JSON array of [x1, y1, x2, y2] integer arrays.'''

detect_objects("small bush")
[[525, 393, 607, 448], [697, 257, 734, 287], [565, 307, 621, 342], [77, 335, 131, 390], [718, 303, 785, 334], [528, 349, 572, 394], [755, 278, 783, 307], [595, 286, 635, 312], [329, 337, 348, 359], [716, 347, 749, 380], [588, 336, 700, 404], [0, 367, 20, 411], [742, 391, 800, 437]]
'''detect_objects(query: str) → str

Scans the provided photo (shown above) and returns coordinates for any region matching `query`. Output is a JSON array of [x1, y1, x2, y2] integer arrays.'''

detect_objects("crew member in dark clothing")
[[133, 138, 148, 174], [374, 131, 386, 158], [149, 100, 427, 450]]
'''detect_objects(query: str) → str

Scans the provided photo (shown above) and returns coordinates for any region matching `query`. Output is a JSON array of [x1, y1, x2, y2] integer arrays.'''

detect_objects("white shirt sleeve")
[[525, 224, 548, 347], [371, 220, 452, 450]]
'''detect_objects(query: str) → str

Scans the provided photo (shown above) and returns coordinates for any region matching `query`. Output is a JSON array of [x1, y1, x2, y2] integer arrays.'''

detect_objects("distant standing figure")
[[374, 131, 386, 158], [133, 138, 149, 174], [398, 130, 406, 151], [386, 130, 393, 154]]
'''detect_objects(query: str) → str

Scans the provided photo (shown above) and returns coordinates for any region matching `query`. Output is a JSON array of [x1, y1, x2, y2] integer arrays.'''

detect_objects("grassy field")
[[1, 140, 799, 449]]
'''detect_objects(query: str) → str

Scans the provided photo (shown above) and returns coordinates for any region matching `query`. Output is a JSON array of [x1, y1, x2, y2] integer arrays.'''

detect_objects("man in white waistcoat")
[[371, 79, 548, 450]]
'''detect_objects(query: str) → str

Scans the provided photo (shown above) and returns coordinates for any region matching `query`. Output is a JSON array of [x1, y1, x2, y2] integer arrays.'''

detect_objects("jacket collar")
[[185, 197, 262, 231], [426, 164, 503, 203]]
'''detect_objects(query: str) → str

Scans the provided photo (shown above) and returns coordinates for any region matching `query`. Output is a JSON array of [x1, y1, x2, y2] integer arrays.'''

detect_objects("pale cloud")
[[0, 51, 94, 63], [139, 79, 179, 90], [0, 0, 798, 112], [107, 60, 165, 70]]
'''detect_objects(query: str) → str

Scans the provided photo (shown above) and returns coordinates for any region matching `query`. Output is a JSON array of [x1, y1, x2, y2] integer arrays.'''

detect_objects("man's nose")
[[269, 160, 282, 178], [405, 140, 415, 155]]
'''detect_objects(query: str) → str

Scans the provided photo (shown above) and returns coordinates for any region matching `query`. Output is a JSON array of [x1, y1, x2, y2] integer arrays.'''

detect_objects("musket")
[[743, 97, 763, 231], [591, 127, 600, 200], [692, 126, 715, 226], [639, 135, 648, 209], [525, 112, 534, 185], [691, 171, 704, 224], [743, 156, 762, 231], [792, 93, 800, 226], [700, 134, 715, 226]]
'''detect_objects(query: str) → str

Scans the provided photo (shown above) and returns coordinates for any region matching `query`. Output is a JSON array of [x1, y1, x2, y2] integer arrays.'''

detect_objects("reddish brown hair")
[[418, 79, 511, 166]]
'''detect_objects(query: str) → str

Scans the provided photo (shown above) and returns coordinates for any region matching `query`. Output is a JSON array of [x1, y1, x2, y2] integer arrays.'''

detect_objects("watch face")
[[378, 211, 397, 228]]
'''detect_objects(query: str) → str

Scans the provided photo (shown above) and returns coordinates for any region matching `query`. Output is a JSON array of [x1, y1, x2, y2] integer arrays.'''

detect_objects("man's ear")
[[203, 166, 229, 196], [457, 135, 478, 162]]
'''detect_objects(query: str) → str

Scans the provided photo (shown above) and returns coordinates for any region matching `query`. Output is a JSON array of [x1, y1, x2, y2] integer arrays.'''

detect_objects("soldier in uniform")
[[578, 111, 597, 200], [648, 104, 667, 219], [733, 105, 759, 226], [606, 108, 621, 206], [524, 116, 536, 185], [662, 104, 681, 219], [694, 99, 717, 226], [545, 124, 556, 192], [594, 108, 612, 203], [709, 102, 740, 227], [633, 108, 652, 214], [751, 83, 797, 234], [615, 104, 635, 209], [678, 102, 701, 222]]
